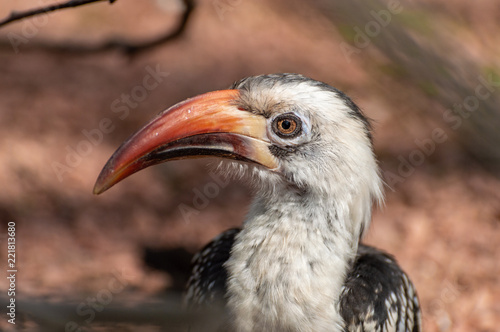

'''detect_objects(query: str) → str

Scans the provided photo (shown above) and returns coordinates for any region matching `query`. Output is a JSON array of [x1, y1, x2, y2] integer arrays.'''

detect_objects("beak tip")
[[93, 171, 112, 195], [92, 183, 105, 195], [93, 161, 119, 195]]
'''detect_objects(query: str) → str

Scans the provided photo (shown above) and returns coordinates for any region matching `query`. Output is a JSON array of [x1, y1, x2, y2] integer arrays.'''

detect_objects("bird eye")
[[272, 113, 302, 138]]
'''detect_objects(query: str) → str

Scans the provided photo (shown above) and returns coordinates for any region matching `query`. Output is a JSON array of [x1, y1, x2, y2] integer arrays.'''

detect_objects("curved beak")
[[93, 89, 278, 194]]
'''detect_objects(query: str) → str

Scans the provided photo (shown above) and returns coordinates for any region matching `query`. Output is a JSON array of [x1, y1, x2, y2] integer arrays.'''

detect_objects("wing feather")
[[339, 244, 421, 332], [184, 228, 240, 310]]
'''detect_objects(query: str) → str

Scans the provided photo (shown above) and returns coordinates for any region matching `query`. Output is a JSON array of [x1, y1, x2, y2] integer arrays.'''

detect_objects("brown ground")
[[0, 0, 499, 331]]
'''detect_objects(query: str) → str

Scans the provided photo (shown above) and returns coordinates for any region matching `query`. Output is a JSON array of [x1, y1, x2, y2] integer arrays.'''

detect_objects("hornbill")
[[94, 74, 421, 331]]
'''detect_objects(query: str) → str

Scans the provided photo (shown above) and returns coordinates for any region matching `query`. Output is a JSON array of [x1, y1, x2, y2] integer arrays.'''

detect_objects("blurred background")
[[0, 0, 499, 331]]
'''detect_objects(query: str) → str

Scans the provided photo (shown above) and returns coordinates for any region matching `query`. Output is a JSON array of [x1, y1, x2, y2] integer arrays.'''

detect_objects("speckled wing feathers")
[[184, 235, 421, 332], [339, 245, 421, 332], [184, 228, 240, 310]]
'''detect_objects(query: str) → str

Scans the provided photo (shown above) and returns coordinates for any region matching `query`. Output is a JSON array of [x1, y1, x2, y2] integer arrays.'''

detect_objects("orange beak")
[[93, 89, 278, 194]]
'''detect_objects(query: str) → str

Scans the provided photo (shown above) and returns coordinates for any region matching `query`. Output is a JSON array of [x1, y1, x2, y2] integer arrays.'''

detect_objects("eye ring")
[[272, 113, 302, 138]]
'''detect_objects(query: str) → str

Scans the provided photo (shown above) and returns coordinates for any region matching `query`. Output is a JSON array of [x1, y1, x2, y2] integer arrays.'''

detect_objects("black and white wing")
[[339, 244, 421, 332], [184, 228, 240, 310]]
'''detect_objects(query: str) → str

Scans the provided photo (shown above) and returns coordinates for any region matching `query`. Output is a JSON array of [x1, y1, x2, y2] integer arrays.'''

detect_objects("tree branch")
[[0, 0, 194, 56], [0, 0, 116, 28]]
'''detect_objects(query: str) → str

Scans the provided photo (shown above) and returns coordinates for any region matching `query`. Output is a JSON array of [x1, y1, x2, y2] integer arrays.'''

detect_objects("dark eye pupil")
[[281, 120, 291, 130], [272, 113, 302, 138]]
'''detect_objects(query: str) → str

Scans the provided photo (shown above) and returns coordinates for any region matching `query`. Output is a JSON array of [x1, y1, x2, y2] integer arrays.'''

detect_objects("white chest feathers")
[[225, 210, 355, 332]]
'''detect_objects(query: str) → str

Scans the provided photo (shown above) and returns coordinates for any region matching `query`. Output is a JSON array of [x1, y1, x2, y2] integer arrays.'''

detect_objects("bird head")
[[94, 74, 383, 235]]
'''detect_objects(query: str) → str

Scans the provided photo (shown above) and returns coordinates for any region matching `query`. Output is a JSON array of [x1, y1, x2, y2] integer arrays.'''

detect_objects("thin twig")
[[0, 0, 194, 56], [0, 0, 116, 28], [122, 0, 194, 55]]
